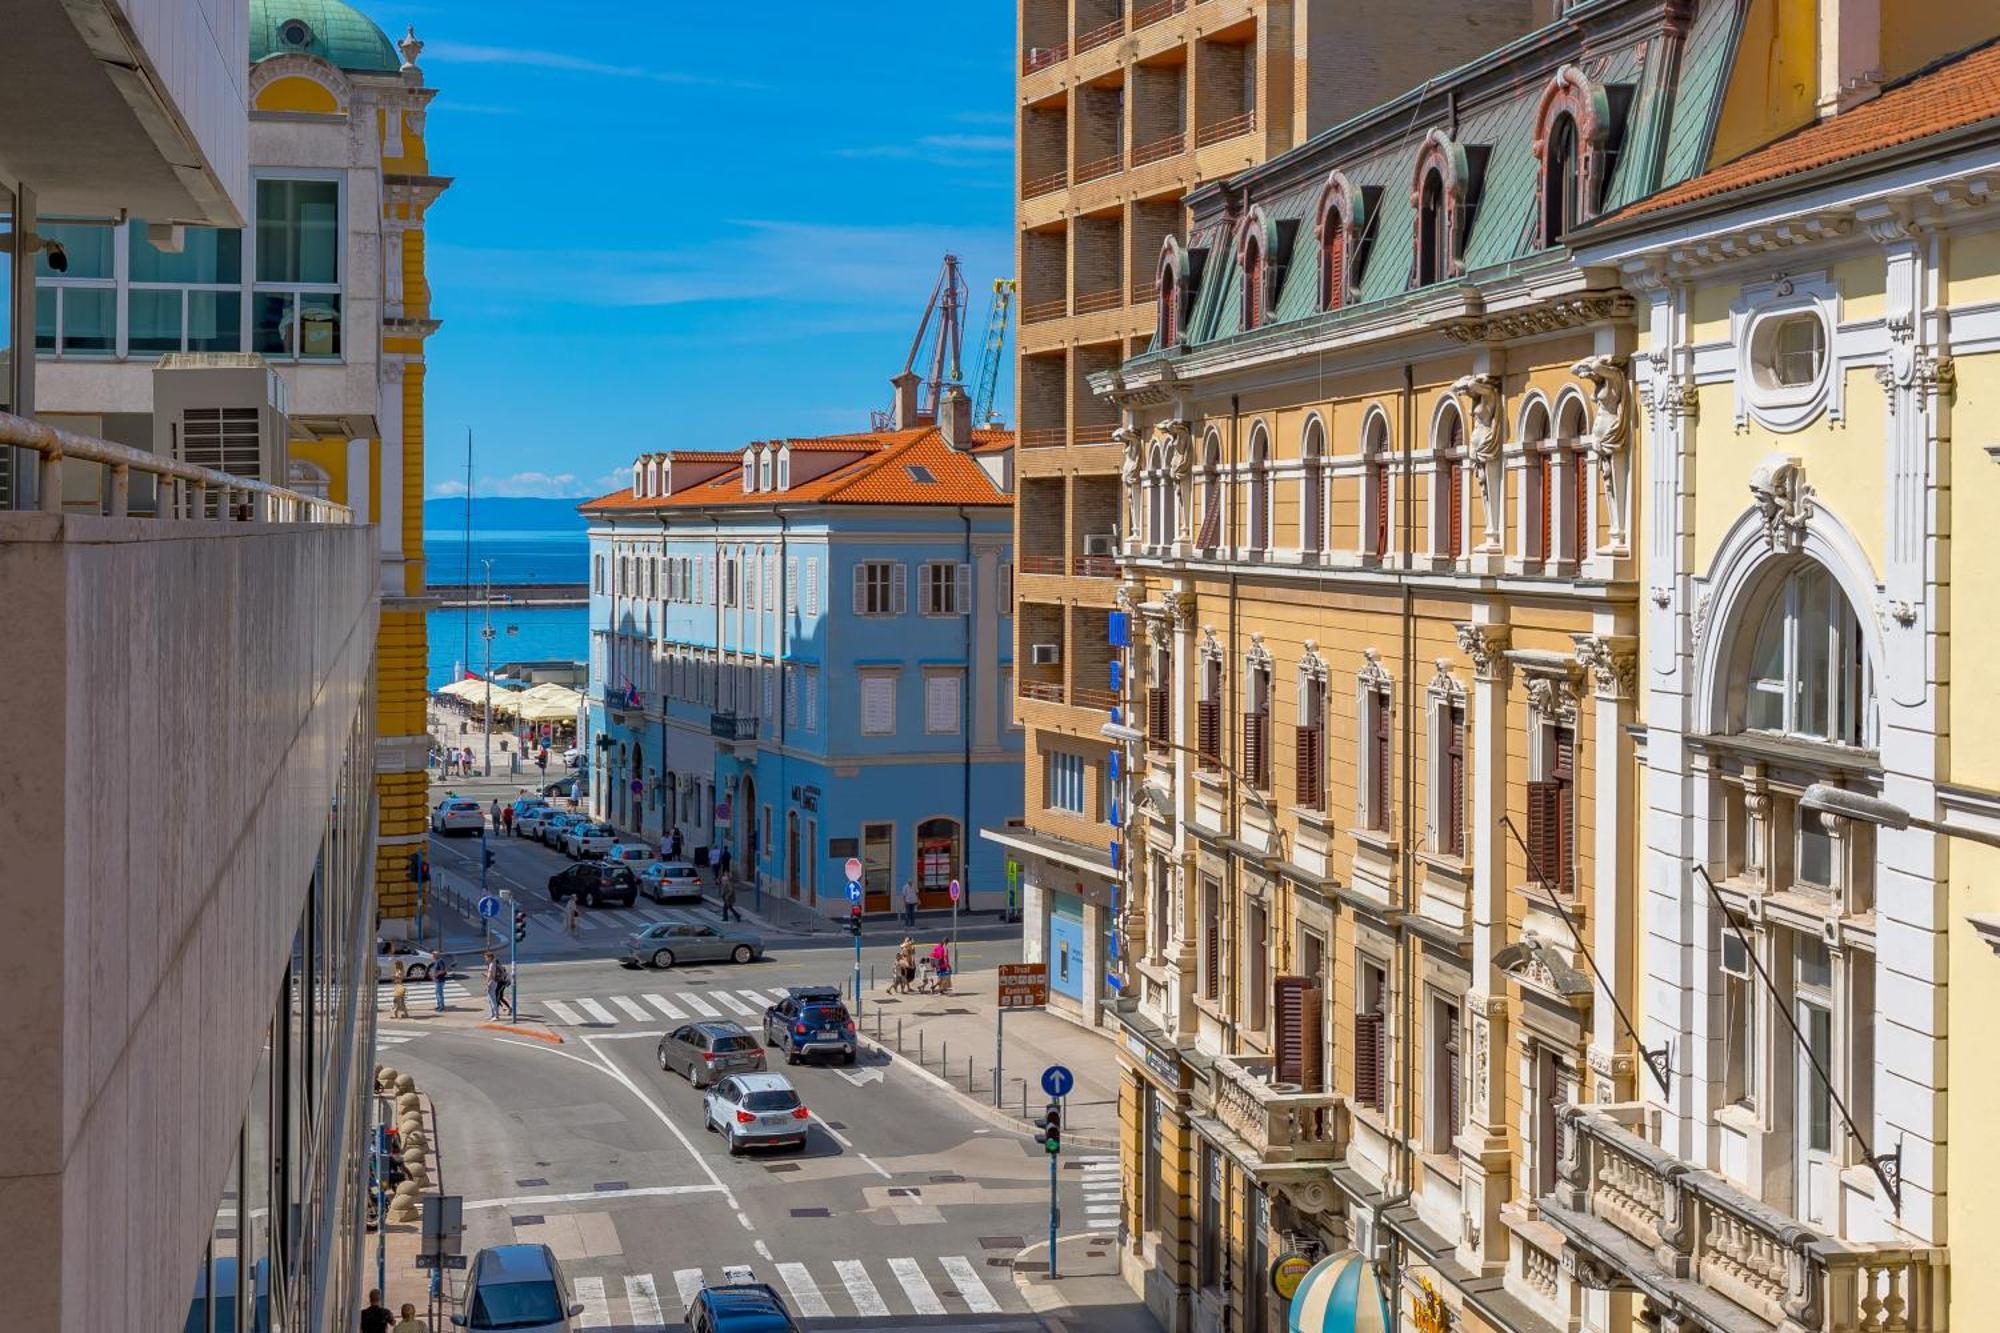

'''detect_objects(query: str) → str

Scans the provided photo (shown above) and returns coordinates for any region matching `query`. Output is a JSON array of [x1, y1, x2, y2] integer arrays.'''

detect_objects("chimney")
[[940, 384, 974, 451], [891, 371, 922, 430]]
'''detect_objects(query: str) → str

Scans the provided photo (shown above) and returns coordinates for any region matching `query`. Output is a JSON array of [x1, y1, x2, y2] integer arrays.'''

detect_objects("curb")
[[480, 1022, 563, 1043], [855, 1034, 1121, 1152]]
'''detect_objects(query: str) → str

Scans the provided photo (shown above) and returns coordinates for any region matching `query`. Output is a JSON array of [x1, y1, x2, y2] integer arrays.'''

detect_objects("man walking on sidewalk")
[[900, 877, 918, 928], [716, 843, 733, 883], [483, 952, 503, 1020], [564, 895, 581, 937], [360, 1290, 394, 1333], [720, 878, 741, 922], [434, 952, 450, 1012]]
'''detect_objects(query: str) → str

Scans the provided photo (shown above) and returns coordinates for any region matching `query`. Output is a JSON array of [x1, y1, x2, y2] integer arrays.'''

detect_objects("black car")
[[686, 1281, 799, 1333], [762, 985, 858, 1065], [546, 861, 638, 908]]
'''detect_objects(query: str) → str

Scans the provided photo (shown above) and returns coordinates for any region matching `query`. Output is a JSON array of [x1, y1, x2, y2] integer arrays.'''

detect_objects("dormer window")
[[1320, 213, 1345, 311], [741, 449, 756, 493], [777, 447, 791, 490], [1532, 66, 1624, 249], [1311, 171, 1372, 313], [633, 461, 646, 497], [1418, 169, 1447, 286], [1544, 114, 1581, 244], [1410, 130, 1478, 288], [758, 450, 773, 492], [1242, 237, 1264, 331], [1159, 266, 1179, 346]]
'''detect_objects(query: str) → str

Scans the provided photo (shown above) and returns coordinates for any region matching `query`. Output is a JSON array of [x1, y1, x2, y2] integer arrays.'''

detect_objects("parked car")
[[603, 842, 658, 869], [431, 797, 485, 835], [622, 921, 763, 968], [537, 812, 584, 847], [703, 1072, 811, 1155], [564, 822, 617, 859], [547, 861, 638, 909], [658, 1021, 766, 1088], [454, 1243, 582, 1332], [686, 1281, 799, 1333], [761, 986, 857, 1065], [515, 805, 558, 839], [639, 861, 705, 904], [379, 938, 454, 982], [510, 796, 549, 819]]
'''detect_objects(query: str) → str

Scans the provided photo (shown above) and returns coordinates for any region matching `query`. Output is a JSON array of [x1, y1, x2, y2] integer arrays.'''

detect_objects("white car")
[[431, 798, 485, 836], [603, 843, 658, 869], [640, 862, 705, 904], [565, 823, 617, 859], [516, 805, 561, 839]]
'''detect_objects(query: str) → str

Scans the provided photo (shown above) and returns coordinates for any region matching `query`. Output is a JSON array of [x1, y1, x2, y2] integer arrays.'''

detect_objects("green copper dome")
[[250, 0, 401, 73]]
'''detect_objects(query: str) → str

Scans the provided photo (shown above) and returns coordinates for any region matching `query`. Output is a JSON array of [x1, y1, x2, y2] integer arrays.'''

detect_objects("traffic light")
[[406, 851, 422, 883], [514, 910, 529, 943], [482, 845, 497, 871], [847, 906, 863, 938], [1035, 1101, 1062, 1155]]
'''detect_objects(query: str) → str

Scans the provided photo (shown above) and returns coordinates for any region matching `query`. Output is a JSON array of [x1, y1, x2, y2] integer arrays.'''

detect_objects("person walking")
[[483, 952, 503, 1020], [393, 1303, 425, 1333], [720, 877, 740, 922], [360, 1290, 394, 1333], [716, 843, 733, 884], [433, 951, 451, 1012], [564, 895, 581, 937], [900, 877, 918, 928], [892, 937, 916, 994], [501, 804, 514, 837], [488, 798, 501, 829], [389, 961, 410, 1020], [931, 938, 953, 995]]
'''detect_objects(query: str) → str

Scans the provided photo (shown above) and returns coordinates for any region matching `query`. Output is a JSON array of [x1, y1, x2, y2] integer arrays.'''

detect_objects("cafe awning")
[[1286, 1251, 1390, 1333]]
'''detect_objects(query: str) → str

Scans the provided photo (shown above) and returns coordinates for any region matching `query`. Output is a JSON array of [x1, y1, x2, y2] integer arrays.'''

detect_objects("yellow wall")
[[1948, 228, 2000, 307], [254, 74, 340, 115], [1709, 0, 1819, 165], [1882, 0, 1999, 86]]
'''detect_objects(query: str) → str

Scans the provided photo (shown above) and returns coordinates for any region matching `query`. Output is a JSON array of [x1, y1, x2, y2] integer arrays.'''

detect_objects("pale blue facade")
[[583, 461, 1021, 919]]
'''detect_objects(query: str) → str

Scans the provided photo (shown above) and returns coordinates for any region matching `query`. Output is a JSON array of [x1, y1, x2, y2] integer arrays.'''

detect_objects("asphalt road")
[[384, 948, 1130, 1331]]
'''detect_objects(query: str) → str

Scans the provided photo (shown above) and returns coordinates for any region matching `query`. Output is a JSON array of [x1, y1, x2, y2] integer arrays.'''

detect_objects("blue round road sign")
[[1042, 1064, 1075, 1098], [477, 894, 501, 920], [847, 880, 863, 904]]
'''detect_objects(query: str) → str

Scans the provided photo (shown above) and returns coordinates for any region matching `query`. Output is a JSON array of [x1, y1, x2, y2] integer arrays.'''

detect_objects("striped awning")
[[1286, 1251, 1391, 1333]]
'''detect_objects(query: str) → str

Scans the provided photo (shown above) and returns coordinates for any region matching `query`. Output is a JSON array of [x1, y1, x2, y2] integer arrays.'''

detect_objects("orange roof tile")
[[1620, 38, 2000, 220]]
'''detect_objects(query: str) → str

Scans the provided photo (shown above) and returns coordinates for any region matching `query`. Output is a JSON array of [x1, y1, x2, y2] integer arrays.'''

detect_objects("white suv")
[[431, 798, 485, 836]]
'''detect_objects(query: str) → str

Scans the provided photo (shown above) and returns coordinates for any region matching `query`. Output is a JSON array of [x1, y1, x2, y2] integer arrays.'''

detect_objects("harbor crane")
[[872, 255, 1015, 432]]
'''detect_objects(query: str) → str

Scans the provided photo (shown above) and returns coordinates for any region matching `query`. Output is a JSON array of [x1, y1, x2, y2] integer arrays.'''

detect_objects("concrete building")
[[581, 385, 1022, 921], [28, 0, 449, 931], [1000, 0, 1545, 1033]]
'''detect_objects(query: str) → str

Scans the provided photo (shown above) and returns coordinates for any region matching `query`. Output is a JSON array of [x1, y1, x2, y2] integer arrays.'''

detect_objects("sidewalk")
[[1015, 1233, 1161, 1333], [856, 962, 1124, 1149]]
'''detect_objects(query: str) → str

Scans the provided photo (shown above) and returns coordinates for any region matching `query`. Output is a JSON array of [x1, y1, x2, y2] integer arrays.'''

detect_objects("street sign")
[[998, 963, 1049, 1009], [1271, 1253, 1313, 1300], [1041, 1064, 1075, 1098], [477, 894, 501, 920], [949, 878, 962, 902], [844, 856, 863, 882], [1006, 858, 1019, 886], [847, 880, 862, 905], [630, 778, 644, 795], [414, 1253, 468, 1271]]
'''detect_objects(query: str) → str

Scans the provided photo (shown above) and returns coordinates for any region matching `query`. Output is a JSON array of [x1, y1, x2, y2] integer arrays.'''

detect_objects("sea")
[[424, 527, 588, 692]]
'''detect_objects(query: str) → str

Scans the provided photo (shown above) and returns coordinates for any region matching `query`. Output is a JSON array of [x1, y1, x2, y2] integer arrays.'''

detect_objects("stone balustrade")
[[1546, 1104, 1945, 1333], [1210, 1053, 1347, 1164]]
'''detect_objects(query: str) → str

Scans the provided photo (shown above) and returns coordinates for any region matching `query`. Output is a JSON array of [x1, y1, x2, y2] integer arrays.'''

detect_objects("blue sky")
[[413, 2, 1016, 499]]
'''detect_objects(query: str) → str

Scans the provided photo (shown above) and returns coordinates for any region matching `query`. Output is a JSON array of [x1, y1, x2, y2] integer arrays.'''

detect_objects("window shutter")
[[1324, 228, 1344, 311], [1198, 697, 1221, 767], [1294, 722, 1321, 810], [955, 562, 972, 615], [1555, 726, 1576, 895], [1204, 917, 1219, 1000], [1372, 693, 1392, 831], [1149, 685, 1172, 749], [805, 669, 820, 732], [1527, 779, 1560, 886], [862, 676, 894, 734], [1447, 458, 1464, 555], [1573, 452, 1591, 560], [1446, 707, 1466, 856], [1356, 1009, 1385, 1108], [1274, 976, 1313, 1086], [1445, 1014, 1462, 1140], [852, 564, 867, 615], [1537, 453, 1553, 561], [1300, 987, 1324, 1093], [1243, 709, 1265, 790], [891, 563, 908, 615], [926, 674, 961, 733]]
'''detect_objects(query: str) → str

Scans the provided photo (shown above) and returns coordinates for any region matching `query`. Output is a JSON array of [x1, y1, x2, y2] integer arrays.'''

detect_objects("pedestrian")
[[483, 952, 502, 1020], [489, 798, 501, 828], [668, 828, 683, 860], [393, 1303, 425, 1333], [501, 804, 515, 837], [893, 937, 916, 994], [931, 938, 953, 995], [717, 843, 732, 883], [433, 951, 450, 1012], [564, 895, 581, 937], [900, 876, 918, 928], [360, 1290, 394, 1333], [720, 877, 740, 922], [390, 961, 409, 1020]]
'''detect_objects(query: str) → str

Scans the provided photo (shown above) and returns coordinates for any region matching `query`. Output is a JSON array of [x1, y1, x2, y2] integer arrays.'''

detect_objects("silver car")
[[453, 1243, 582, 1331], [703, 1072, 810, 1155], [537, 812, 583, 847], [621, 922, 763, 969], [431, 797, 485, 836], [565, 822, 617, 859], [639, 861, 705, 904], [658, 1021, 766, 1088]]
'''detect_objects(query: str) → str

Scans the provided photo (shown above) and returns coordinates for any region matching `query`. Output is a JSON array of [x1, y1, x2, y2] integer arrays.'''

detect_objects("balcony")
[[1074, 286, 1123, 315], [1072, 423, 1119, 445], [1075, 151, 1123, 184], [1073, 685, 1120, 712], [1019, 426, 1068, 449], [1024, 41, 1069, 73], [1072, 554, 1117, 579], [1019, 554, 1067, 576], [1022, 295, 1068, 325], [1194, 108, 1257, 149], [1019, 679, 1066, 704], [1076, 15, 1124, 52], [1023, 168, 1069, 199], [1132, 0, 1186, 28], [709, 711, 758, 742], [1207, 1054, 1347, 1164], [1544, 1105, 1945, 1333], [1130, 133, 1185, 168]]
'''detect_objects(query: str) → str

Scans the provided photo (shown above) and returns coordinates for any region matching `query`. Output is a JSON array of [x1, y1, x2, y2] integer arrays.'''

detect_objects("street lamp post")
[[1798, 783, 2000, 846], [481, 559, 497, 777]]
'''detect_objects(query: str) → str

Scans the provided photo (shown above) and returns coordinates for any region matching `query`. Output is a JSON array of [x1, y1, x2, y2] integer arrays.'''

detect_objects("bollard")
[[918, 1031, 924, 1067], [941, 1040, 948, 1077], [897, 1018, 904, 1050]]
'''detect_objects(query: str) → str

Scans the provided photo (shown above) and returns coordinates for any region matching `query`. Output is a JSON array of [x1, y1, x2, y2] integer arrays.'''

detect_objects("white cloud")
[[832, 132, 1014, 166], [422, 41, 758, 88], [429, 470, 627, 499]]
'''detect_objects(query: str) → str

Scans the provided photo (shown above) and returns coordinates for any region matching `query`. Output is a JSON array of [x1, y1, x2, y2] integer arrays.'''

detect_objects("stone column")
[[1454, 618, 1511, 1275]]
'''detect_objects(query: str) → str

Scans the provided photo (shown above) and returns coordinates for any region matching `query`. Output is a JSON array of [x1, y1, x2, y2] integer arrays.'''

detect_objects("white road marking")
[[776, 1261, 834, 1318], [611, 995, 653, 1021], [888, 1257, 945, 1315], [624, 1274, 663, 1329], [739, 988, 778, 1006], [571, 1275, 609, 1328], [709, 990, 754, 1016], [940, 1255, 1002, 1313], [753, 1240, 773, 1261], [681, 993, 721, 1018], [463, 1183, 727, 1210], [857, 1154, 893, 1180], [644, 993, 686, 1020], [834, 1260, 889, 1318], [835, 1066, 884, 1087], [673, 1269, 705, 1315], [576, 997, 619, 1024], [543, 1000, 585, 1026]]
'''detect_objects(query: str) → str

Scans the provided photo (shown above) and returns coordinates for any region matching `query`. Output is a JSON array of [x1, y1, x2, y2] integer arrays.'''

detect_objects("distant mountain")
[[423, 496, 591, 531]]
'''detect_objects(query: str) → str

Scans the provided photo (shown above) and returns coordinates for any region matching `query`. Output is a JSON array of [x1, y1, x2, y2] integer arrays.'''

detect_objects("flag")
[[623, 678, 640, 709], [463, 668, 480, 681]]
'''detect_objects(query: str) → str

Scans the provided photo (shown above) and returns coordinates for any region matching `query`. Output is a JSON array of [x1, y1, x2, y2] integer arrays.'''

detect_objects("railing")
[[1021, 295, 1069, 324], [1133, 0, 1187, 28], [1019, 426, 1068, 448], [1074, 685, 1120, 712], [1076, 15, 1124, 51], [1024, 41, 1069, 73], [1552, 1105, 1946, 1333], [1018, 679, 1066, 704], [1211, 1054, 1346, 1163], [1074, 286, 1124, 315], [1071, 553, 1118, 578], [1194, 108, 1258, 149], [1018, 553, 1068, 576], [1075, 151, 1123, 184], [1023, 168, 1069, 198], [1073, 423, 1119, 445], [0, 409, 350, 523], [709, 711, 758, 741], [1130, 132, 1185, 167]]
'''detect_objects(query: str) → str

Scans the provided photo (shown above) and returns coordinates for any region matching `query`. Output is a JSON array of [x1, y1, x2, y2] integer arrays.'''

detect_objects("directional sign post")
[[477, 894, 501, 920], [1039, 1066, 1073, 1278], [848, 878, 865, 1019], [993, 963, 1050, 1108], [949, 877, 962, 981]]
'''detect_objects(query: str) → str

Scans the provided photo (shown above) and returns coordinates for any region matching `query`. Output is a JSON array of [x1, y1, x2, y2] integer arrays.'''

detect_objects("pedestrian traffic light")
[[483, 845, 496, 871], [1035, 1102, 1062, 1154], [847, 906, 863, 938], [514, 910, 529, 943], [406, 851, 423, 883]]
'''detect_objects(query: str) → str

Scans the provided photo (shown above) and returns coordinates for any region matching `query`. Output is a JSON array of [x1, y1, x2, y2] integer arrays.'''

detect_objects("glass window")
[[1741, 563, 1871, 746], [1047, 751, 1086, 813], [253, 179, 341, 360], [1768, 315, 1825, 388]]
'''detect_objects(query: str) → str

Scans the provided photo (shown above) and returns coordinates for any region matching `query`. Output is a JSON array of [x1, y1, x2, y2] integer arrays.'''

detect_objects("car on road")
[[378, 938, 454, 981], [703, 1071, 811, 1155], [685, 1281, 799, 1333], [603, 842, 658, 869], [658, 1021, 766, 1088], [621, 921, 763, 968], [431, 797, 485, 836], [639, 861, 705, 904], [454, 1243, 583, 1331], [515, 805, 559, 839], [537, 812, 584, 847], [563, 822, 618, 859], [761, 986, 857, 1065], [546, 861, 638, 909]]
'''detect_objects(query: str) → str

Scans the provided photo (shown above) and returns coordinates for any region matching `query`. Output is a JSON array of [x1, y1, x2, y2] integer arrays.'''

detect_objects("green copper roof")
[[250, 0, 400, 73]]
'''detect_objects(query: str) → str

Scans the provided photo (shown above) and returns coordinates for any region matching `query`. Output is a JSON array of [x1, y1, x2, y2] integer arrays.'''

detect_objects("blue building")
[[580, 384, 1022, 919]]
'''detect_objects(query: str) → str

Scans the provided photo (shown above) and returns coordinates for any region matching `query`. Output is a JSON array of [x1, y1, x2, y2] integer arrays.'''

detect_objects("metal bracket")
[[1873, 1140, 1904, 1215], [1641, 1043, 1673, 1098]]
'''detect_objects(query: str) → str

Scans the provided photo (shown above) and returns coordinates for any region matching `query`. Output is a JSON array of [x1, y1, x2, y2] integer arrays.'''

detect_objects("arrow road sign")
[[847, 880, 863, 904], [836, 1065, 885, 1088], [1042, 1064, 1075, 1098], [477, 894, 501, 920]]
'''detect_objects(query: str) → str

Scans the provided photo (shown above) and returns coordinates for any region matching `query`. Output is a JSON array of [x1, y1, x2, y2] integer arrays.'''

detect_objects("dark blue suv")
[[687, 1282, 798, 1333], [761, 985, 857, 1065]]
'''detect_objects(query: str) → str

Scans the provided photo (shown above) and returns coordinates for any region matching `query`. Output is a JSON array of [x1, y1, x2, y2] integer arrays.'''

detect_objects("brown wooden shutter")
[[1573, 451, 1591, 560], [1445, 706, 1466, 856], [1324, 226, 1345, 311], [1295, 723, 1322, 810], [1274, 976, 1313, 1086], [1355, 1009, 1385, 1108], [1300, 987, 1325, 1093], [1204, 913, 1220, 1000], [1149, 685, 1172, 752], [1372, 460, 1389, 557], [1447, 457, 1464, 555], [1537, 452, 1553, 562], [1198, 698, 1221, 767], [1371, 694, 1392, 831], [1527, 779, 1560, 887], [1555, 725, 1576, 896]]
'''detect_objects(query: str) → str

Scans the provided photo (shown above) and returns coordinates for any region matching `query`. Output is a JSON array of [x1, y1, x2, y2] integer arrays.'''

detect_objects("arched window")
[[1543, 113, 1581, 245], [1418, 170, 1447, 286], [1740, 563, 1873, 747], [1320, 209, 1346, 311], [1301, 418, 1326, 554], [633, 461, 646, 496], [777, 449, 791, 490], [1434, 403, 1464, 558], [1519, 401, 1553, 563], [741, 449, 756, 493], [1247, 427, 1271, 554], [1363, 414, 1391, 559], [1159, 266, 1179, 346], [1197, 432, 1224, 549], [1243, 237, 1265, 331], [1557, 394, 1590, 560]]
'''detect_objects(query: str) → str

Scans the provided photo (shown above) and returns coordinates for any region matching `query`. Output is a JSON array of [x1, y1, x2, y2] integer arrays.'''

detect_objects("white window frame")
[[921, 560, 972, 616], [1730, 273, 1842, 432], [1046, 750, 1086, 814], [249, 170, 347, 363], [923, 670, 964, 735], [860, 670, 898, 736], [1425, 671, 1467, 857]]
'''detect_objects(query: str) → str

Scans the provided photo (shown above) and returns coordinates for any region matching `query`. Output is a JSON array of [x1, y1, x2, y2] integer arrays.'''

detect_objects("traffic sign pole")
[[848, 877, 864, 1019], [994, 1005, 1005, 1109], [504, 890, 518, 1023], [949, 878, 961, 979]]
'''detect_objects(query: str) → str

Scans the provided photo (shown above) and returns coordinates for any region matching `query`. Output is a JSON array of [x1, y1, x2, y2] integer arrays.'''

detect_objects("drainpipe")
[[959, 505, 974, 921], [709, 513, 723, 865], [659, 514, 672, 850], [1397, 360, 1418, 1199], [775, 510, 789, 915]]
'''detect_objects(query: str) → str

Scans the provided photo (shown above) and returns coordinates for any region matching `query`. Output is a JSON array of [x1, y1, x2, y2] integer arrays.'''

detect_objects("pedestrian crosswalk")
[[1081, 1154, 1121, 1228], [561, 1254, 1011, 1327], [556, 905, 725, 935], [540, 986, 796, 1030], [377, 979, 474, 1010]]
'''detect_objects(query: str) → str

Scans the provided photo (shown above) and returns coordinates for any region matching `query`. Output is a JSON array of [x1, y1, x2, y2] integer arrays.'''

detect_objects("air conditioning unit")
[[1720, 933, 1751, 979], [153, 353, 290, 495], [1083, 532, 1116, 557], [1030, 643, 1062, 666]]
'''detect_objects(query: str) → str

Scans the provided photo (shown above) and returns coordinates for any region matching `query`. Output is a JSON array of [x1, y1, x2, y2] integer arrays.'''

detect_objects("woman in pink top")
[[931, 939, 953, 994]]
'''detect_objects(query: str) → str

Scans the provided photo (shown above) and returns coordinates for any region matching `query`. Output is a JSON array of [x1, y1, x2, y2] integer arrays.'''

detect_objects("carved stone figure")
[[1748, 453, 1814, 550]]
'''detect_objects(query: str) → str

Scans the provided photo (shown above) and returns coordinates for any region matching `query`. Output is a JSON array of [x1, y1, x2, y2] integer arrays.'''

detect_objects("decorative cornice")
[[1440, 294, 1633, 344], [1572, 633, 1637, 700], [1453, 622, 1512, 680]]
